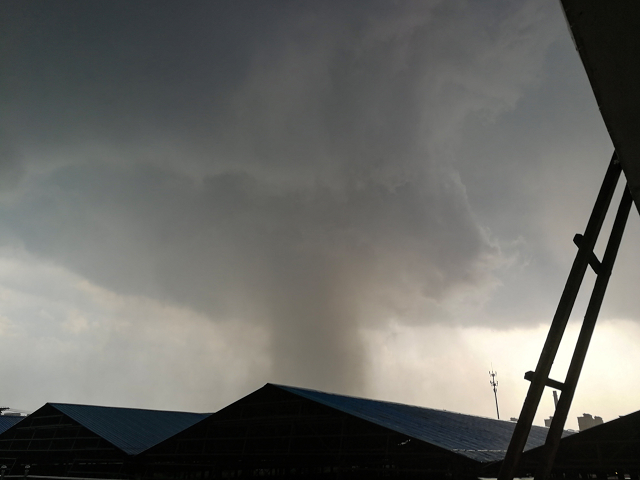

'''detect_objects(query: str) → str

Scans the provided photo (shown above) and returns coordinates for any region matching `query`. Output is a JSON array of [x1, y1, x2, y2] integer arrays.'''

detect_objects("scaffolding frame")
[[498, 153, 634, 480]]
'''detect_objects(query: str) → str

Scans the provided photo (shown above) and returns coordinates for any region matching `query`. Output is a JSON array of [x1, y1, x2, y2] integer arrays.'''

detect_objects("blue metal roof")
[[276, 384, 560, 463], [50, 403, 209, 455], [0, 415, 23, 434]]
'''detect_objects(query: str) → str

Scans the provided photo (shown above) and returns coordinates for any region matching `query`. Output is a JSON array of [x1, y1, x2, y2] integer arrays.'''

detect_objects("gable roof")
[[275, 384, 556, 462], [50, 403, 209, 455], [0, 415, 23, 434]]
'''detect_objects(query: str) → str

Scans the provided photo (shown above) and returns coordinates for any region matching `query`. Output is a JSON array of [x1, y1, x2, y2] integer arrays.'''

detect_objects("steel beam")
[[534, 185, 633, 480], [498, 153, 622, 480]]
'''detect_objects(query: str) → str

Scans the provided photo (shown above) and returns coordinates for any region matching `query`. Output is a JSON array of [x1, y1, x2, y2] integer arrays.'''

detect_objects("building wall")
[[138, 386, 480, 479], [0, 404, 128, 478]]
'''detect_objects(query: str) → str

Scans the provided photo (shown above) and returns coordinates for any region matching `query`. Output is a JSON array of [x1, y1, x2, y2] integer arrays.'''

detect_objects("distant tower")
[[489, 369, 500, 420], [544, 390, 559, 427]]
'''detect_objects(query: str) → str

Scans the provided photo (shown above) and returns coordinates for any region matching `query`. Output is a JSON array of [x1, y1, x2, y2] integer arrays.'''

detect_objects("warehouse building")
[[0, 403, 208, 478], [7, 384, 636, 479], [137, 383, 551, 479], [0, 415, 24, 435]]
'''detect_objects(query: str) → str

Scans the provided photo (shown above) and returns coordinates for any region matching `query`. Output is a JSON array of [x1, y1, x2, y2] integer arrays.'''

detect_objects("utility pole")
[[490, 368, 500, 420]]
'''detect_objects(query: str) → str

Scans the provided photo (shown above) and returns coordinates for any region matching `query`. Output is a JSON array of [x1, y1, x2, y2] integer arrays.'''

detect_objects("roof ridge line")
[[271, 383, 515, 423]]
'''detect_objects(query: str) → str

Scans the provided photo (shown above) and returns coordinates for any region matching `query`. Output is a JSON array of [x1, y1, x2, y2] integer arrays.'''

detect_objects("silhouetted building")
[[0, 403, 207, 477], [139, 383, 552, 479], [508, 410, 640, 479], [0, 385, 587, 479], [577, 413, 603, 432]]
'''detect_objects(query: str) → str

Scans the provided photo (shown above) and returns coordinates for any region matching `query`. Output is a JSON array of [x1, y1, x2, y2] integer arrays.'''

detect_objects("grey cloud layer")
[[3, 162, 493, 392], [1, 0, 569, 393]]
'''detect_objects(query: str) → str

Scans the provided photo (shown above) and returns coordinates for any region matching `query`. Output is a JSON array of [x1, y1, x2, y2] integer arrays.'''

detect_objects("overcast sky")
[[1, 0, 639, 431]]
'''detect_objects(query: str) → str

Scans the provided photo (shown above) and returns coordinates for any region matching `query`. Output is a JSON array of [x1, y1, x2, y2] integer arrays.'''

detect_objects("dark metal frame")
[[499, 153, 634, 480]]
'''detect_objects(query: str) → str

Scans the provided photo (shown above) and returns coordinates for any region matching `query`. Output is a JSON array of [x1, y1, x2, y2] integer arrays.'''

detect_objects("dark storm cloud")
[[0, 1, 562, 392], [3, 161, 490, 391], [0, 138, 25, 193]]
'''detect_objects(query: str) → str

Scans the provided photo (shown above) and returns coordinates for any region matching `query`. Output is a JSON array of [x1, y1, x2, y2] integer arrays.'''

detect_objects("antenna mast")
[[490, 368, 500, 419]]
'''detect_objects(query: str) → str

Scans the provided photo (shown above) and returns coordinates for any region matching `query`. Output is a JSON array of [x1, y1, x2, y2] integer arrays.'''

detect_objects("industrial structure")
[[138, 383, 552, 479], [0, 403, 207, 478], [504, 410, 640, 479], [498, 2, 640, 479], [0, 384, 635, 478], [0, 384, 556, 479]]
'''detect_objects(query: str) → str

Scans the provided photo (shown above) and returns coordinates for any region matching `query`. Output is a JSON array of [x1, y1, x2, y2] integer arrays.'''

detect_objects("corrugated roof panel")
[[0, 415, 23, 434], [276, 384, 561, 462], [50, 403, 209, 455]]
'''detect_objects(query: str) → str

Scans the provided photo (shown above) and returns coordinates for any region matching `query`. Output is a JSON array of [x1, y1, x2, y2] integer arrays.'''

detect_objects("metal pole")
[[498, 153, 621, 480], [534, 185, 633, 480], [490, 370, 500, 420]]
